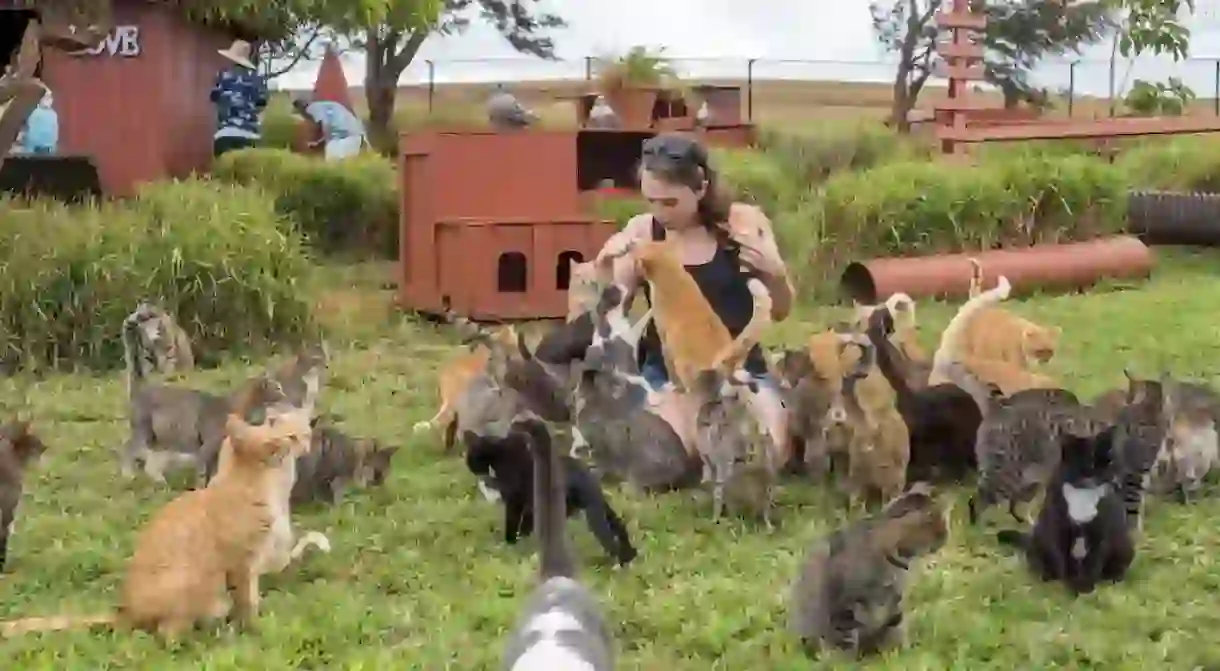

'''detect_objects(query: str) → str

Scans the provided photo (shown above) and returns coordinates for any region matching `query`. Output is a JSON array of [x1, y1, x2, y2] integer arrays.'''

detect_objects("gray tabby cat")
[[122, 315, 289, 486], [1109, 371, 1173, 532], [968, 386, 1097, 525], [123, 301, 194, 387], [789, 483, 948, 659], [290, 420, 398, 506]]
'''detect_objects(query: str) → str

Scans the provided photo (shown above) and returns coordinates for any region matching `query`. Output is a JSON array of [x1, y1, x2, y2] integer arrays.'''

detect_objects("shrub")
[[713, 147, 805, 214], [794, 152, 1127, 296], [0, 180, 315, 372], [755, 120, 933, 185], [260, 98, 302, 150], [1116, 136, 1220, 193], [592, 195, 649, 228], [214, 148, 399, 258]]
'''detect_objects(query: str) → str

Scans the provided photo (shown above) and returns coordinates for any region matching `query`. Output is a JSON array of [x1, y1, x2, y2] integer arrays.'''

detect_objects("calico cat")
[[632, 237, 772, 392], [1, 412, 314, 639], [464, 426, 637, 566], [866, 305, 981, 482], [789, 482, 949, 659], [500, 417, 614, 670], [1152, 379, 1220, 503], [123, 300, 195, 384], [520, 284, 700, 492], [0, 419, 47, 572], [290, 421, 398, 506], [997, 426, 1134, 595], [969, 387, 1099, 525]]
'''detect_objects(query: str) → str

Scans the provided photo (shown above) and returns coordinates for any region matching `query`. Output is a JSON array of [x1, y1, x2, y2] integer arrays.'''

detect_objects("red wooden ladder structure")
[[933, 0, 1220, 155]]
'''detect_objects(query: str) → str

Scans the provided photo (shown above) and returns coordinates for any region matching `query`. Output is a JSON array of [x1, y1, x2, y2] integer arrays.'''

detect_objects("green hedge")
[[0, 180, 315, 371], [213, 148, 399, 259], [259, 98, 300, 151], [795, 152, 1128, 296], [1115, 136, 1220, 193]]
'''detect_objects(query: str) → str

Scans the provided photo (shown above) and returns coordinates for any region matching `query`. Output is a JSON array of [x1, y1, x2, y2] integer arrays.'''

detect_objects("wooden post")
[[934, 0, 988, 157]]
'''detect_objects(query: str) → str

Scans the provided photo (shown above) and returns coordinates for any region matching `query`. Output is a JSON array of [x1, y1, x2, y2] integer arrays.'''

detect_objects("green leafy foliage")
[[1123, 77, 1196, 116], [0, 179, 315, 372], [1109, 0, 1194, 60], [213, 148, 399, 259]]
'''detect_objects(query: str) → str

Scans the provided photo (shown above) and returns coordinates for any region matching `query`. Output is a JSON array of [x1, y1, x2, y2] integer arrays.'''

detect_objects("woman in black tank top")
[[587, 132, 797, 469], [618, 133, 795, 390]]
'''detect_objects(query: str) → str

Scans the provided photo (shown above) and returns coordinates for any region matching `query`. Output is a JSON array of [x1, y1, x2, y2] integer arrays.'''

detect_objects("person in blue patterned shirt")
[[209, 40, 268, 157]]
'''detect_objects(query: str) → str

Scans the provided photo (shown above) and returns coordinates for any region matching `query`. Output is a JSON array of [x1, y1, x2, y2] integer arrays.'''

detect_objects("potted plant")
[[595, 46, 679, 128]]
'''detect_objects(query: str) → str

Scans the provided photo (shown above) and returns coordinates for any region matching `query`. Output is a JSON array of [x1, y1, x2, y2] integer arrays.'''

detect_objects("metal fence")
[[383, 55, 1220, 118]]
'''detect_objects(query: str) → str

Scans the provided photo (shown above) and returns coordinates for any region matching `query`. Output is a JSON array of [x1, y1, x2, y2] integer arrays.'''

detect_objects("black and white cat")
[[997, 425, 1135, 595]]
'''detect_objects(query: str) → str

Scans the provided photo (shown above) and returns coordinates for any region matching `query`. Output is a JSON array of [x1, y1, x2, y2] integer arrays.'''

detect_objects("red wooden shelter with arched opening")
[[1, 0, 267, 196]]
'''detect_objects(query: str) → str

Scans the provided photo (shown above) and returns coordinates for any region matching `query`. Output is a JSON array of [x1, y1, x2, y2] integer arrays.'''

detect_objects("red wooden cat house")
[[397, 130, 618, 320]]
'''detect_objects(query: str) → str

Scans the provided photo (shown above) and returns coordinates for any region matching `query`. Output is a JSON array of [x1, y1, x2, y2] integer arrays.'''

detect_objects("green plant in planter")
[[596, 45, 679, 92]]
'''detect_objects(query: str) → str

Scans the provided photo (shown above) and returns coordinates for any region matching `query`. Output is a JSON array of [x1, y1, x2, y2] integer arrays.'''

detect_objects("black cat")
[[464, 428, 637, 567], [997, 426, 1134, 595]]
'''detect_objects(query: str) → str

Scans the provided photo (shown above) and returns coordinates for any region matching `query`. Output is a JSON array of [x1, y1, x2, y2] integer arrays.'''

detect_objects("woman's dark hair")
[[639, 133, 739, 256]]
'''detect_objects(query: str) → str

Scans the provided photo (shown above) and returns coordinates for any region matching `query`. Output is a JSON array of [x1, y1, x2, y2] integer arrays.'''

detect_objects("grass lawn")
[[5, 248, 1220, 668]]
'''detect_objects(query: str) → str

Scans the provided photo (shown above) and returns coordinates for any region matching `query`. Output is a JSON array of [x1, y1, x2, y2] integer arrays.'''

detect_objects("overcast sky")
[[273, 1, 1220, 98]]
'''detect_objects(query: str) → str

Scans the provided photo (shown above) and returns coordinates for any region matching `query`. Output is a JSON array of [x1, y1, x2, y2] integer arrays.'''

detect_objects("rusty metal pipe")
[[839, 235, 1155, 304]]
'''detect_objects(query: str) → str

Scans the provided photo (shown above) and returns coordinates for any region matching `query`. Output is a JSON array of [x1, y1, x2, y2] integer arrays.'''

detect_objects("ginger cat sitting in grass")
[[633, 238, 772, 392], [1, 412, 314, 640]]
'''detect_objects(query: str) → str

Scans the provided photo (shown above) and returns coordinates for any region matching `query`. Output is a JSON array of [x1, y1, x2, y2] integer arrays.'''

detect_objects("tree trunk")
[[363, 28, 429, 154], [890, 74, 913, 133]]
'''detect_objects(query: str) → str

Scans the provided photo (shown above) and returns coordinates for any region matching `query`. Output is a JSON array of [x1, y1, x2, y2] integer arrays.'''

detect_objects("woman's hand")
[[596, 234, 636, 267], [734, 225, 785, 280]]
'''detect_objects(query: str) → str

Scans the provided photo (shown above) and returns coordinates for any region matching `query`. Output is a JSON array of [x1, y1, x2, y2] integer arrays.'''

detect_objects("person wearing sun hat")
[[209, 39, 269, 157]]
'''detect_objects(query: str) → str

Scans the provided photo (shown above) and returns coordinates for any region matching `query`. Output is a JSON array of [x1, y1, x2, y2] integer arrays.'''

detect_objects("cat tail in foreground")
[[711, 276, 774, 375], [995, 529, 1029, 549], [928, 275, 1012, 385], [521, 418, 577, 580], [0, 612, 116, 637]]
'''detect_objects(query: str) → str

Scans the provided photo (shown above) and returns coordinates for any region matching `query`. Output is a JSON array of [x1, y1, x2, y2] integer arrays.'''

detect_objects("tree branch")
[[263, 26, 325, 79]]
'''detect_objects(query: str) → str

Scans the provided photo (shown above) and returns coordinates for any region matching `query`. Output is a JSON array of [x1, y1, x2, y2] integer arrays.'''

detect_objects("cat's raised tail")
[[0, 612, 116, 637], [928, 275, 1012, 385]]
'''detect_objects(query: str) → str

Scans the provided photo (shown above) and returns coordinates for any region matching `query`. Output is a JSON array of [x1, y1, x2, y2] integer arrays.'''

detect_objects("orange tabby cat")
[[960, 257, 1061, 367], [1, 412, 312, 639], [633, 238, 772, 391]]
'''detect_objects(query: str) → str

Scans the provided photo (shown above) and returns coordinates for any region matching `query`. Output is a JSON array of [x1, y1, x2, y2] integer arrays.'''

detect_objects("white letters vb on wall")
[[70, 26, 141, 58]]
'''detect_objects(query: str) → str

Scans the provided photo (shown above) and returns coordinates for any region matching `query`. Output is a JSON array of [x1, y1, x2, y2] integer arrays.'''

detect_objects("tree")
[[335, 0, 564, 146], [984, 1, 1115, 109], [870, 0, 1115, 129], [1103, 0, 1194, 113]]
